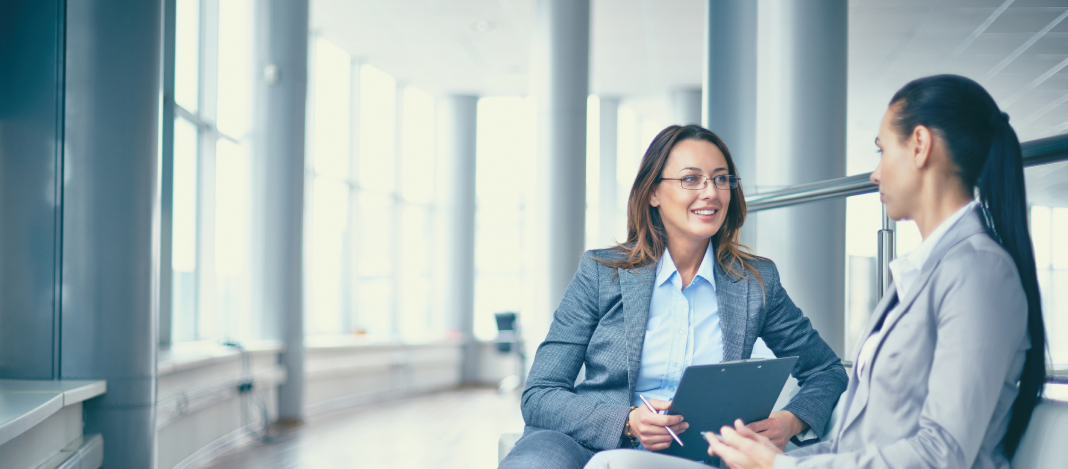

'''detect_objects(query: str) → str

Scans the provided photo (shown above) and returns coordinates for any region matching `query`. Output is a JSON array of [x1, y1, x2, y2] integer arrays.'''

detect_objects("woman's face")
[[650, 138, 732, 245], [871, 106, 922, 221]]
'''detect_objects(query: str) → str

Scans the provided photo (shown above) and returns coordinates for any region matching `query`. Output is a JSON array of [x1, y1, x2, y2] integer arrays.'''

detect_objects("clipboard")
[[659, 356, 798, 463]]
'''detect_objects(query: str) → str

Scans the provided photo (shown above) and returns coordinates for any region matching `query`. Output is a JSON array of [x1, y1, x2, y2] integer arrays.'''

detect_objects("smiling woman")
[[499, 124, 848, 469]]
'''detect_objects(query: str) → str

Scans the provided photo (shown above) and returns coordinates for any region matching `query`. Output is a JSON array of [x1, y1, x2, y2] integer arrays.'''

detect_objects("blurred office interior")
[[1, 0, 1067, 468]]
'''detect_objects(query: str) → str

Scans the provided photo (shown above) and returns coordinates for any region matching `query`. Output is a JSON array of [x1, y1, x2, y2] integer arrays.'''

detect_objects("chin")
[[687, 225, 722, 240]]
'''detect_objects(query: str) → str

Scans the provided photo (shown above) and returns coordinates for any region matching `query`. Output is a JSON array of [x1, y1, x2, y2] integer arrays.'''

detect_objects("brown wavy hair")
[[596, 124, 766, 289]]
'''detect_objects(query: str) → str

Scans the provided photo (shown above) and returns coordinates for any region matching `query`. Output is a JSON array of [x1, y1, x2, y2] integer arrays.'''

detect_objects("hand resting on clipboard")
[[657, 356, 799, 463]]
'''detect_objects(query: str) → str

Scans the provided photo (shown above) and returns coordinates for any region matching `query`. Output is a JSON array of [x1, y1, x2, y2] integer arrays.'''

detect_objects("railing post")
[[877, 205, 895, 300]]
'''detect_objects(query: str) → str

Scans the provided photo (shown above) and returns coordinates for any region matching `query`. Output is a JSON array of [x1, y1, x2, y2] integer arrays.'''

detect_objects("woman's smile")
[[689, 206, 719, 220]]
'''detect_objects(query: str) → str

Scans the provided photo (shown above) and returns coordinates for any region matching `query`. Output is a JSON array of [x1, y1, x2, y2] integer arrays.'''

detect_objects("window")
[[1031, 205, 1068, 369], [305, 38, 444, 341], [843, 193, 882, 359], [167, 0, 256, 343], [473, 97, 537, 341], [307, 38, 352, 336]]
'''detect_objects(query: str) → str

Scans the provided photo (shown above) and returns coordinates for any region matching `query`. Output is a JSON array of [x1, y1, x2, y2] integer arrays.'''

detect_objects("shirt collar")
[[654, 240, 717, 290], [890, 200, 977, 296]]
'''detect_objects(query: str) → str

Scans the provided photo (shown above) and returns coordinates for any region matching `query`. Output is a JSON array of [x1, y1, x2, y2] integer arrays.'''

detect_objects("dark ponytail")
[[890, 75, 1046, 458]]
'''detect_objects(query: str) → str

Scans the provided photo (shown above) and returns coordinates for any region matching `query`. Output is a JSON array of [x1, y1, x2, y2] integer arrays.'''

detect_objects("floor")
[[203, 387, 525, 469]]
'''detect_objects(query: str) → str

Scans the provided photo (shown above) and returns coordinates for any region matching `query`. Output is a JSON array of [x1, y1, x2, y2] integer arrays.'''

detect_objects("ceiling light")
[[472, 20, 496, 32]]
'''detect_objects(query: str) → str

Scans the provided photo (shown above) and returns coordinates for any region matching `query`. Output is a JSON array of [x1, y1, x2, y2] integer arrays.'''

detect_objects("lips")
[[691, 208, 718, 217]]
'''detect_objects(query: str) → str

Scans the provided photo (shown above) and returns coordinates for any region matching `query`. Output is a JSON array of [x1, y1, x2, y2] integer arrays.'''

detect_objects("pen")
[[638, 394, 684, 447], [701, 431, 726, 444]]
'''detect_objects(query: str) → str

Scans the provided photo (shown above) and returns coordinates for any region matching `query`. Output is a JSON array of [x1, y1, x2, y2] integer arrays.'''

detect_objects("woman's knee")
[[499, 430, 594, 469]]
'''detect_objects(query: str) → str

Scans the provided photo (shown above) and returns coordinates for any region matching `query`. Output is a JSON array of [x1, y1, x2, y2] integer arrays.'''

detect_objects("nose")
[[870, 161, 882, 185], [700, 179, 719, 199]]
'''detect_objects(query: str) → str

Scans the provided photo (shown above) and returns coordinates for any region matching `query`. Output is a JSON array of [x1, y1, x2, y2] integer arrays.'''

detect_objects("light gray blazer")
[[781, 207, 1030, 469], [520, 245, 848, 451]]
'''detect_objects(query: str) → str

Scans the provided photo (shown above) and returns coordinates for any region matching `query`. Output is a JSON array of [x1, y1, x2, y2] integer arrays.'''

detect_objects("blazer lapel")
[[863, 207, 988, 375], [837, 281, 899, 437], [855, 282, 901, 362], [837, 207, 988, 439], [714, 260, 748, 362], [619, 263, 656, 393]]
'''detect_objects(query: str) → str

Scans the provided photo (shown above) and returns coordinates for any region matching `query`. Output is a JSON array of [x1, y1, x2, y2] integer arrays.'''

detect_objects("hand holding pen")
[[626, 395, 688, 451]]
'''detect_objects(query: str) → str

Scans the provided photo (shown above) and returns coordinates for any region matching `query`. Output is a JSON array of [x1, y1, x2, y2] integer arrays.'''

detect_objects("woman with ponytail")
[[668, 75, 1048, 469]]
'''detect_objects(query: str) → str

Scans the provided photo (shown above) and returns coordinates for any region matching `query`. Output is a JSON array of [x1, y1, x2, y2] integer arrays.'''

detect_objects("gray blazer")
[[782, 207, 1030, 469], [521, 245, 848, 451]]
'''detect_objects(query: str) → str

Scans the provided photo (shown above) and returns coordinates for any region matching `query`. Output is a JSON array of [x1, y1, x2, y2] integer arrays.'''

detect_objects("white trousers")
[[584, 449, 717, 468]]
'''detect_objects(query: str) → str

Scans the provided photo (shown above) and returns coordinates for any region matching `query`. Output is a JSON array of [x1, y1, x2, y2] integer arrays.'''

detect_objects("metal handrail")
[[747, 133, 1068, 212]]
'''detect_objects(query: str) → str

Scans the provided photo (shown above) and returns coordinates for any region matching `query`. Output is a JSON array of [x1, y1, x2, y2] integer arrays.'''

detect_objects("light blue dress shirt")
[[632, 240, 724, 408]]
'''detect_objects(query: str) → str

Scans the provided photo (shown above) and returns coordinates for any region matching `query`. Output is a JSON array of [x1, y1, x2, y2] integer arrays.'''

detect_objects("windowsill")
[[304, 334, 460, 350], [0, 380, 106, 447], [158, 339, 284, 376]]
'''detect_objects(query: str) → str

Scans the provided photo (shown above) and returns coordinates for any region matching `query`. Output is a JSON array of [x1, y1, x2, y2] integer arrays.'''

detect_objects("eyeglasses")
[[660, 174, 741, 190]]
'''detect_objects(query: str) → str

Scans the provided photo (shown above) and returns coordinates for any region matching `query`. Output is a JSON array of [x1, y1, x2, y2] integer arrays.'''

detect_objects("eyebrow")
[[678, 166, 729, 173]]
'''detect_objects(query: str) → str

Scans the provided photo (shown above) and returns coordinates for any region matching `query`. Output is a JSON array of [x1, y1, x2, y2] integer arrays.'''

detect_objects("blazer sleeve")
[[520, 251, 632, 450], [775, 250, 1029, 469], [758, 263, 849, 437]]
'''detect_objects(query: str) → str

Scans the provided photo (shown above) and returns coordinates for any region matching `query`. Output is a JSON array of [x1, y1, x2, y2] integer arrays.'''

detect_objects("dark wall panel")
[[0, 0, 64, 379]]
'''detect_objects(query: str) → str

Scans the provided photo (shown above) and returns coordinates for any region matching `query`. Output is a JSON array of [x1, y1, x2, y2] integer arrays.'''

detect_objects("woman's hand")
[[706, 419, 783, 469], [745, 410, 806, 450], [628, 398, 688, 451]]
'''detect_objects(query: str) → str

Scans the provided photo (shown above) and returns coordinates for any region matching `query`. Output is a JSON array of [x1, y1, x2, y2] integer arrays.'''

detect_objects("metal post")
[[877, 205, 895, 299]]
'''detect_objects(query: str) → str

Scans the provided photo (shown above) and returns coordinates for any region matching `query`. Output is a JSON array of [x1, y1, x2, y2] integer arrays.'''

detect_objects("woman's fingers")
[[639, 433, 675, 451], [640, 411, 683, 427], [668, 421, 689, 434], [735, 419, 763, 440], [735, 419, 784, 453], [706, 431, 746, 467], [648, 398, 672, 411]]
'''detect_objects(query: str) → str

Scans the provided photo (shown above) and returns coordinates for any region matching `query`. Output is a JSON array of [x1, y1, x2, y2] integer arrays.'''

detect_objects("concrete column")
[[259, 0, 310, 422], [60, 0, 163, 466], [754, 0, 848, 355], [532, 0, 590, 340], [704, 1, 758, 186], [598, 97, 621, 247], [670, 87, 703, 126], [443, 96, 479, 383]]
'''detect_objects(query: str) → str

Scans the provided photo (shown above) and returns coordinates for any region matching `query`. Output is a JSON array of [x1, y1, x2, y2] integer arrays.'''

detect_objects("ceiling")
[[312, 0, 1068, 203]]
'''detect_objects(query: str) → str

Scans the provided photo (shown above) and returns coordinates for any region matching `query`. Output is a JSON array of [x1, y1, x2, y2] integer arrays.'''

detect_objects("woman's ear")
[[912, 125, 932, 169], [649, 188, 661, 208]]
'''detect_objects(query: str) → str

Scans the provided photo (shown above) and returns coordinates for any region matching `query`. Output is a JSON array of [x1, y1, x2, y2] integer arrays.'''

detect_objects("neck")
[[913, 176, 973, 240], [665, 236, 709, 288]]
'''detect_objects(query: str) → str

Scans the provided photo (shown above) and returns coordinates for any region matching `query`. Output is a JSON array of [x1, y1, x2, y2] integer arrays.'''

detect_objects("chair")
[[1011, 397, 1068, 468]]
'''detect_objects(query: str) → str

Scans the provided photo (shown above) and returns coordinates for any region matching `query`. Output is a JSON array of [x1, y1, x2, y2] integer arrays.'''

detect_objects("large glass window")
[[168, 0, 256, 343], [1032, 205, 1068, 369], [307, 37, 352, 336], [473, 97, 537, 341], [172, 116, 199, 341], [305, 38, 443, 341]]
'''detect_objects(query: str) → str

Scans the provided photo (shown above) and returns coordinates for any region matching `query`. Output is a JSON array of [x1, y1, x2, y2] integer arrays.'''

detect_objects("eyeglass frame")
[[659, 174, 741, 190]]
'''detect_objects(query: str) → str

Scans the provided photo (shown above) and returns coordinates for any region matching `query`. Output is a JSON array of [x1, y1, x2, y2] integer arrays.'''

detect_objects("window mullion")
[[392, 84, 405, 339]]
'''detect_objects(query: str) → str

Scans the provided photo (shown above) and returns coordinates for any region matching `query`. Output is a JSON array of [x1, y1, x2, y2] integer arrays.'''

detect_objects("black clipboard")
[[658, 356, 798, 463]]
